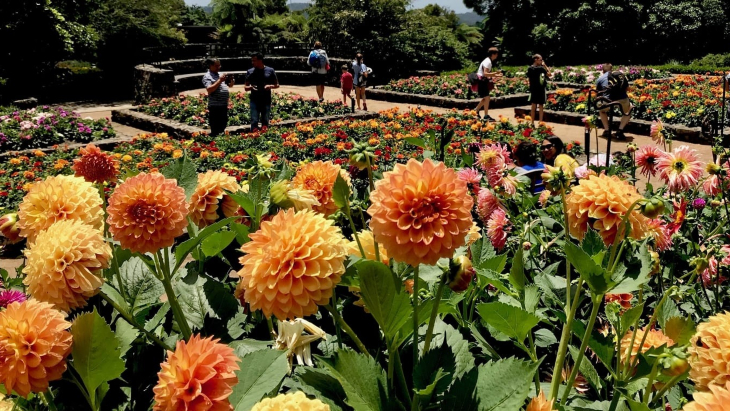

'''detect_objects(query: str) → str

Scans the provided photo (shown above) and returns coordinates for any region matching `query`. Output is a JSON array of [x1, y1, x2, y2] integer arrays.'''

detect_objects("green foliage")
[[317, 349, 390, 411], [229, 349, 289, 410], [477, 302, 540, 342], [356, 260, 412, 341]]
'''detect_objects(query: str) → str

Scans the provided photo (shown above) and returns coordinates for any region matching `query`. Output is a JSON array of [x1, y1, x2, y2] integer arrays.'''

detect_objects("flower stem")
[[643, 362, 659, 405], [412, 265, 420, 373], [626, 287, 675, 372], [548, 277, 584, 401], [650, 373, 685, 405], [331, 291, 343, 349], [365, 154, 382, 264], [156, 250, 192, 340], [99, 290, 173, 351], [560, 188, 572, 310], [423, 272, 447, 352], [324, 304, 370, 356], [43, 390, 59, 411], [561, 296, 603, 405]]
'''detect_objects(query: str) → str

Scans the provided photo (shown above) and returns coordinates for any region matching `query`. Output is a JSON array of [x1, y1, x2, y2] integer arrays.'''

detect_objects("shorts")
[[478, 79, 493, 98], [528, 89, 546, 105], [599, 98, 632, 115], [342, 87, 352, 95], [312, 72, 327, 85]]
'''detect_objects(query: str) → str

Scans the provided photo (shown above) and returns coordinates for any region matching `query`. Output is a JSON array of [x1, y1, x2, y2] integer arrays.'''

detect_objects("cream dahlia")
[[250, 392, 330, 411], [190, 170, 242, 228]]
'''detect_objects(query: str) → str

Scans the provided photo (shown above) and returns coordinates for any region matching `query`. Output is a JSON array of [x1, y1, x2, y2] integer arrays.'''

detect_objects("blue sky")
[[183, 0, 473, 14]]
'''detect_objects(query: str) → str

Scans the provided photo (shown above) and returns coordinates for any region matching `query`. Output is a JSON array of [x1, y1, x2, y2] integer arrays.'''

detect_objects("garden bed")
[[368, 87, 529, 109]]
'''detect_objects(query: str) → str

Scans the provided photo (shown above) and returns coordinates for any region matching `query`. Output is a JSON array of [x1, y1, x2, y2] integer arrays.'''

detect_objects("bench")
[[174, 70, 314, 92]]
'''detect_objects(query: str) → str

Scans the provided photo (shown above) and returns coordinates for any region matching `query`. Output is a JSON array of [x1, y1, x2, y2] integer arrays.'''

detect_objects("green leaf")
[[475, 268, 512, 296], [509, 247, 526, 291], [229, 339, 272, 357], [664, 317, 696, 345], [404, 137, 426, 148], [227, 191, 256, 219], [231, 222, 250, 245], [569, 345, 602, 392], [175, 276, 213, 329], [477, 302, 540, 342], [317, 349, 388, 411], [120, 257, 164, 316], [291, 368, 347, 411], [201, 230, 237, 257], [620, 303, 645, 337], [534, 329, 557, 347], [230, 349, 288, 411], [624, 396, 651, 411], [114, 320, 137, 356], [610, 246, 653, 294], [70, 310, 125, 405], [657, 299, 682, 329], [471, 238, 497, 268], [356, 260, 412, 340], [203, 279, 239, 320], [332, 174, 351, 209], [161, 153, 198, 200], [174, 216, 238, 273], [414, 345, 455, 399], [419, 318, 475, 379], [101, 283, 132, 319], [582, 228, 607, 256], [524, 284, 540, 313], [564, 240, 611, 295]]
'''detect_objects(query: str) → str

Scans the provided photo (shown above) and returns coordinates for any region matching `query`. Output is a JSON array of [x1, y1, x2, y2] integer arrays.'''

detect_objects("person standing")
[[352, 53, 369, 111], [474, 47, 502, 121], [244, 52, 279, 131], [596, 63, 632, 140], [307, 41, 330, 102], [340, 65, 354, 105], [202, 58, 234, 136], [527, 54, 551, 123]]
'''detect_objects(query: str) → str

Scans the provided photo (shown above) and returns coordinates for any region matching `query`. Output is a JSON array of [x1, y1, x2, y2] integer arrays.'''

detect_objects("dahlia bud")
[[649, 250, 661, 276], [270, 180, 293, 208], [255, 154, 273, 169], [626, 143, 638, 153], [541, 165, 570, 194], [522, 241, 532, 250], [691, 256, 710, 273], [448, 256, 475, 292], [639, 197, 665, 219], [347, 142, 376, 170], [0, 213, 21, 243], [660, 348, 690, 377], [706, 162, 722, 175]]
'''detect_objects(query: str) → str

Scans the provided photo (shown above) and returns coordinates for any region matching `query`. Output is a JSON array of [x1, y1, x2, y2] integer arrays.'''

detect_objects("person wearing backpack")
[[352, 53, 369, 111], [308, 41, 330, 102], [596, 63, 632, 140]]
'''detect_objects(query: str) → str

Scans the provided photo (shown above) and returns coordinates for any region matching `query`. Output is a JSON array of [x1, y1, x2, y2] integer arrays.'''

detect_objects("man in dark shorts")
[[245, 52, 279, 131], [308, 41, 330, 102], [527, 54, 551, 123], [202, 58, 234, 136], [474, 47, 502, 121]]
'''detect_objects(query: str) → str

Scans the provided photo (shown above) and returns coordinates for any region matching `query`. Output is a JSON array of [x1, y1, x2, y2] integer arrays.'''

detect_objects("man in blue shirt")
[[202, 58, 234, 136], [596, 63, 632, 140], [245, 52, 279, 131]]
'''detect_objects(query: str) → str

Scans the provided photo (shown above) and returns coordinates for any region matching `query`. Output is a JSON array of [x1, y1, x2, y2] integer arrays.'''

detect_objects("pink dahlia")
[[701, 257, 727, 287], [635, 146, 664, 178], [476, 144, 512, 175], [656, 146, 703, 192], [487, 208, 511, 251], [457, 168, 483, 185], [650, 120, 664, 145], [646, 219, 672, 252], [720, 245, 730, 266], [477, 188, 502, 222], [0, 290, 26, 308]]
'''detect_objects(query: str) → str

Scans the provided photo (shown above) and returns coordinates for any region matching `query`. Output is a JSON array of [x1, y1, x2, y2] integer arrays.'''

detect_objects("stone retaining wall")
[[367, 87, 529, 109], [112, 107, 380, 139], [512, 106, 728, 145]]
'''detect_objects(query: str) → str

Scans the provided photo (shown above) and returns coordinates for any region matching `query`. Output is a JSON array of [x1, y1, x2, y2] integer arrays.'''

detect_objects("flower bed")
[[139, 92, 352, 128], [0, 106, 115, 151], [514, 65, 672, 84], [382, 73, 542, 99], [546, 75, 724, 128]]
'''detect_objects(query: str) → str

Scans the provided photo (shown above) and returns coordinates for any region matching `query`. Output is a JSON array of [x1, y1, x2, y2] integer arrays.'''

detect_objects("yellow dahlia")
[[689, 311, 730, 390], [291, 160, 351, 216], [347, 230, 389, 264], [683, 381, 730, 411], [0, 299, 72, 397], [250, 392, 330, 411], [238, 209, 348, 320], [526, 390, 554, 411], [565, 174, 650, 246], [153, 334, 240, 410], [107, 172, 189, 254], [620, 327, 675, 366], [72, 143, 119, 183], [190, 170, 242, 228], [367, 159, 474, 266], [17, 175, 103, 243], [23, 220, 111, 312]]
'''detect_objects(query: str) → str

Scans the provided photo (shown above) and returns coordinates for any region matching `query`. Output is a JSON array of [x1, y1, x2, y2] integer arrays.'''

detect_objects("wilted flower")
[[476, 187, 502, 223], [72, 143, 119, 183], [0, 300, 73, 397], [270, 180, 321, 211], [689, 312, 730, 390], [368, 159, 473, 266], [274, 318, 326, 370], [107, 172, 189, 254], [701, 256, 726, 287], [656, 145, 703, 193], [250, 392, 330, 411], [238, 209, 348, 320], [0, 213, 21, 243], [153, 334, 240, 410], [486, 208, 511, 251]]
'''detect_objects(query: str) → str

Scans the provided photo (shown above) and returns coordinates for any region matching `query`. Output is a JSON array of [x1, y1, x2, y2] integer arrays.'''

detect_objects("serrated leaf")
[[569, 345, 602, 392], [471, 238, 497, 269], [610, 246, 653, 294], [419, 318, 475, 379], [317, 349, 388, 411], [203, 279, 239, 320], [230, 349, 288, 411], [231, 222, 250, 245], [414, 344, 455, 399], [201, 230, 237, 257], [227, 191, 256, 219], [114, 320, 137, 356], [534, 328, 557, 347], [620, 303, 645, 337], [657, 299, 682, 329], [291, 368, 347, 411], [509, 247, 526, 291], [70, 310, 125, 406], [476, 268, 512, 296], [477, 302, 540, 342], [101, 283, 132, 319], [664, 317, 695, 345], [565, 240, 611, 295], [120, 257, 164, 315], [534, 269, 563, 305], [229, 339, 271, 357], [161, 153, 198, 200], [582, 228, 607, 256], [332, 174, 351, 209], [524, 284, 540, 313], [356, 260, 412, 340], [175, 276, 213, 329]]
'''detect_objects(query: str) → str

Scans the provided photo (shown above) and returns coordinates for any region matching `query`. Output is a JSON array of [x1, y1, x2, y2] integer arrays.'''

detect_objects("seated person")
[[540, 136, 579, 177], [513, 141, 545, 193]]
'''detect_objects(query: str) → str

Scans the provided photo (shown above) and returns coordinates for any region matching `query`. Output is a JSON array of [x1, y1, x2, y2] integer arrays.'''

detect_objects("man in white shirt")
[[475, 47, 502, 121]]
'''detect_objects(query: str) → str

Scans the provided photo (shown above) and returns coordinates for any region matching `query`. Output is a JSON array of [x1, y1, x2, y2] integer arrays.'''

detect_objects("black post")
[[606, 106, 612, 165], [585, 88, 591, 163], [722, 74, 727, 148]]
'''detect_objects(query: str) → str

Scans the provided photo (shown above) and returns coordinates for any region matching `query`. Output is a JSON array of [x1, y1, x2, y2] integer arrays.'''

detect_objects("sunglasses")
[[541, 144, 554, 150]]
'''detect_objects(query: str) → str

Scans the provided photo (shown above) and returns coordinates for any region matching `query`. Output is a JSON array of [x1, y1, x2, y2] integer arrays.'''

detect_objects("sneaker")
[[601, 130, 611, 138], [484, 115, 496, 122], [363, 103, 368, 111], [318, 98, 324, 103], [615, 130, 627, 140]]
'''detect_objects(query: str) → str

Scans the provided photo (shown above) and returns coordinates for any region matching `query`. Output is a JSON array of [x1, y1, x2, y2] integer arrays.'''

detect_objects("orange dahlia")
[[367, 159, 474, 266], [107, 173, 189, 254], [23, 220, 111, 312], [291, 160, 351, 216], [0, 299, 72, 397], [620, 327, 675, 366], [250, 392, 330, 411], [17, 175, 103, 243], [565, 174, 650, 246], [348, 230, 389, 264], [688, 311, 730, 390], [238, 209, 348, 320], [605, 293, 632, 310], [72, 143, 119, 183], [526, 390, 554, 411], [153, 334, 240, 410], [190, 170, 242, 228], [683, 381, 730, 411]]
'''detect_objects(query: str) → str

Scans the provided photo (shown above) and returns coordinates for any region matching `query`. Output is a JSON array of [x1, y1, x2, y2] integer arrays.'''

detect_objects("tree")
[[211, 0, 289, 44], [182, 5, 214, 26]]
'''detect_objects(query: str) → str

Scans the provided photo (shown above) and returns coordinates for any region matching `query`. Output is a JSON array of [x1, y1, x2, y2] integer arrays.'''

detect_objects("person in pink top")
[[340, 65, 353, 104]]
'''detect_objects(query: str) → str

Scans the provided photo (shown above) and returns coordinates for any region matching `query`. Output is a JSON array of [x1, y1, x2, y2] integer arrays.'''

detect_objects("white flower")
[[274, 318, 326, 370]]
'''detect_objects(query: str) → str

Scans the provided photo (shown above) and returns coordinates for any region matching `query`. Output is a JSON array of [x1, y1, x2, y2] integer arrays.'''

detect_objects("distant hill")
[[202, 5, 212, 13], [288, 2, 309, 12], [457, 11, 482, 26]]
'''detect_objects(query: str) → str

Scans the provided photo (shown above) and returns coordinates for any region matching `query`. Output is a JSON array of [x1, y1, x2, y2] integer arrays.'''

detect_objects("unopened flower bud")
[[626, 143, 638, 153], [448, 256, 475, 292], [541, 165, 570, 194], [0, 213, 21, 243], [711, 199, 723, 208], [692, 256, 710, 273], [649, 250, 661, 276], [706, 162, 722, 175], [640, 198, 665, 219], [270, 180, 294, 209], [692, 198, 706, 210], [522, 241, 532, 250]]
